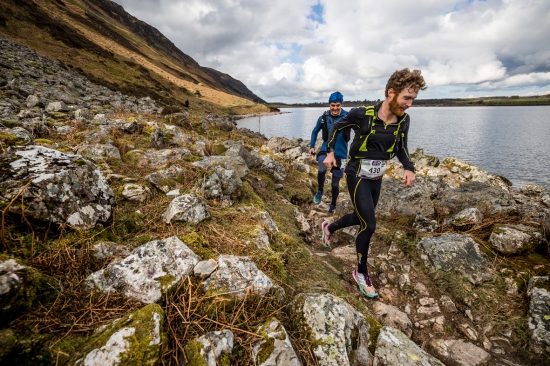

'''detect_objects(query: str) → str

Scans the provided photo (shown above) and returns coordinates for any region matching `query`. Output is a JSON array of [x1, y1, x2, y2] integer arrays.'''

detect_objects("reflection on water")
[[237, 106, 550, 188]]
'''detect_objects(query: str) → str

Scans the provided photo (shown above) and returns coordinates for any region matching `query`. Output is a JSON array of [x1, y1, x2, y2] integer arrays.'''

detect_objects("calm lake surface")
[[237, 106, 550, 188]]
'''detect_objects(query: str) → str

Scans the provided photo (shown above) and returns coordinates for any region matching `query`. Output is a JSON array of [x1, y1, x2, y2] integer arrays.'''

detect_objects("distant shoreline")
[[267, 96, 550, 109], [231, 111, 290, 120], [269, 104, 550, 108]]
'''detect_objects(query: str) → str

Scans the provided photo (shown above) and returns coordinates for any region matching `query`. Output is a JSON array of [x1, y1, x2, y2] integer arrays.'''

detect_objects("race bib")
[[358, 159, 387, 179]]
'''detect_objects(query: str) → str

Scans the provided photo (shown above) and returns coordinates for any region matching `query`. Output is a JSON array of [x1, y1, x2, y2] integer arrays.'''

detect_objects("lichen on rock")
[[252, 317, 302, 366]]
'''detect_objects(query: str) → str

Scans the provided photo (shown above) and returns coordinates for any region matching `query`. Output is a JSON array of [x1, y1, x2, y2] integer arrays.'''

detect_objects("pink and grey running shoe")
[[321, 221, 332, 248], [352, 268, 378, 298]]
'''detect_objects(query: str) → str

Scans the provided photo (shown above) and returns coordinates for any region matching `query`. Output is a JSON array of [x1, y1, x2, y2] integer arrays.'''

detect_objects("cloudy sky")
[[113, 0, 550, 103]]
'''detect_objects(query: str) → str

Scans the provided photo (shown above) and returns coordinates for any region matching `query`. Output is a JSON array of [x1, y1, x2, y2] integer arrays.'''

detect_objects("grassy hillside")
[[0, 0, 271, 115]]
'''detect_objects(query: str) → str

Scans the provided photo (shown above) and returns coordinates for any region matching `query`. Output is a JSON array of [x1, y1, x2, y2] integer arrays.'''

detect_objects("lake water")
[[237, 106, 550, 188]]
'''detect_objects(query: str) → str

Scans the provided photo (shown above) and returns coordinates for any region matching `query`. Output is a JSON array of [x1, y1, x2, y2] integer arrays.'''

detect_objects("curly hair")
[[385, 69, 427, 97]]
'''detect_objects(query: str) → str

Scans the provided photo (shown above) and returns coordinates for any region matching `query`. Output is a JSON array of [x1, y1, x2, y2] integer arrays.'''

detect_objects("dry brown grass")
[[161, 276, 319, 366]]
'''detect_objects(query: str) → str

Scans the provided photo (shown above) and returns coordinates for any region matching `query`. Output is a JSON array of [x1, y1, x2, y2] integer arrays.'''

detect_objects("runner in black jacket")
[[322, 69, 427, 298]]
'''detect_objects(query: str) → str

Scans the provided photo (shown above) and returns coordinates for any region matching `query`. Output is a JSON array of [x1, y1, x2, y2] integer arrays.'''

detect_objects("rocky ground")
[[1, 35, 550, 366]]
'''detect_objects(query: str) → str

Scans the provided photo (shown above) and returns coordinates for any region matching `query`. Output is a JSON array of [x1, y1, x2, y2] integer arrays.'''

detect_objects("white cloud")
[[113, 0, 550, 102]]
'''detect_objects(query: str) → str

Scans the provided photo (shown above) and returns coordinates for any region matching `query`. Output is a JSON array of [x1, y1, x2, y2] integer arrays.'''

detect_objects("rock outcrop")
[[373, 326, 444, 366], [252, 318, 302, 366], [162, 194, 210, 224], [288, 293, 373, 366], [426, 338, 491, 366], [417, 234, 493, 285], [489, 224, 544, 255], [70, 304, 165, 366], [201, 255, 276, 298], [527, 276, 550, 354], [87, 236, 201, 303], [183, 329, 234, 366], [0, 258, 40, 317], [0, 146, 115, 229]]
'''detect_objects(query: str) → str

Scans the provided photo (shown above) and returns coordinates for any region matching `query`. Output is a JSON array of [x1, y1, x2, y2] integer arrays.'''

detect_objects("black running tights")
[[317, 155, 341, 206], [328, 175, 382, 273]]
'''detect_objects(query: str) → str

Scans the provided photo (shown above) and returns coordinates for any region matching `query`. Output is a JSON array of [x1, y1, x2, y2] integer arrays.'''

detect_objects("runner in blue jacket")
[[308, 91, 349, 213]]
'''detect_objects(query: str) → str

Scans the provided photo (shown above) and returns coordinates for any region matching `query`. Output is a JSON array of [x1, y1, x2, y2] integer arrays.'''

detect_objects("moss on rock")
[[0, 131, 26, 147], [211, 144, 228, 156], [256, 337, 275, 364], [0, 255, 45, 323], [0, 329, 53, 365], [183, 339, 207, 366], [182, 232, 214, 260], [68, 303, 165, 366]]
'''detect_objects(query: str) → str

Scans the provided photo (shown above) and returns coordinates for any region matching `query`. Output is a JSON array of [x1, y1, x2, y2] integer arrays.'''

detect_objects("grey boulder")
[[2, 127, 34, 145], [288, 293, 373, 366], [45, 101, 68, 112], [199, 165, 242, 201], [373, 326, 444, 366], [0, 146, 114, 229], [412, 215, 438, 233], [489, 224, 544, 255], [77, 143, 121, 161], [71, 303, 164, 366], [121, 183, 150, 203], [426, 338, 491, 366], [445, 207, 483, 227], [417, 234, 493, 285], [0, 258, 39, 316], [90, 242, 131, 261], [252, 318, 302, 366], [201, 255, 276, 298], [193, 259, 218, 279], [377, 177, 436, 218], [192, 155, 250, 180], [131, 148, 191, 168], [86, 236, 200, 303], [435, 181, 517, 217], [261, 155, 287, 181], [265, 137, 295, 153], [184, 329, 234, 366], [162, 194, 210, 224], [224, 141, 261, 169], [372, 302, 413, 338], [527, 276, 550, 354], [146, 165, 185, 193], [252, 210, 280, 233]]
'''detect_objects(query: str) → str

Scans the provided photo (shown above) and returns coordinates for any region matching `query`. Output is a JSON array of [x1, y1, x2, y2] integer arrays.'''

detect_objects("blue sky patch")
[[308, 2, 324, 24]]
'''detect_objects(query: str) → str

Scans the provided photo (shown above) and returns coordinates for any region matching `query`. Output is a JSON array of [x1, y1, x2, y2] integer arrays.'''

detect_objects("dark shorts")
[[317, 153, 343, 179]]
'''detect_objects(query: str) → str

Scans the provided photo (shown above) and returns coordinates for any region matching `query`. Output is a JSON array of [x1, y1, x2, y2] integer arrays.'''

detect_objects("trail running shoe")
[[321, 221, 331, 248], [313, 190, 323, 204], [352, 268, 378, 298], [328, 204, 336, 213]]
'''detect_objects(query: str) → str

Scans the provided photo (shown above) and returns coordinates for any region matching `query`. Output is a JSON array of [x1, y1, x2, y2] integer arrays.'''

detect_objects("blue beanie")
[[329, 91, 343, 104]]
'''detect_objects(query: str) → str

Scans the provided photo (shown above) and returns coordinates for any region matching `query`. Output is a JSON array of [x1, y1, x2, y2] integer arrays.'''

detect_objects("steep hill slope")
[[0, 0, 269, 114]]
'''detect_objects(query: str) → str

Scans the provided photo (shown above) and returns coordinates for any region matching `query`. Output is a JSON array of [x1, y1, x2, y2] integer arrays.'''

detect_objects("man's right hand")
[[308, 148, 315, 156]]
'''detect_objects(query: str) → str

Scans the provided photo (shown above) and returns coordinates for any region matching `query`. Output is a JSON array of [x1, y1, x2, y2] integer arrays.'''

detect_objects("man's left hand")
[[403, 170, 415, 188]]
